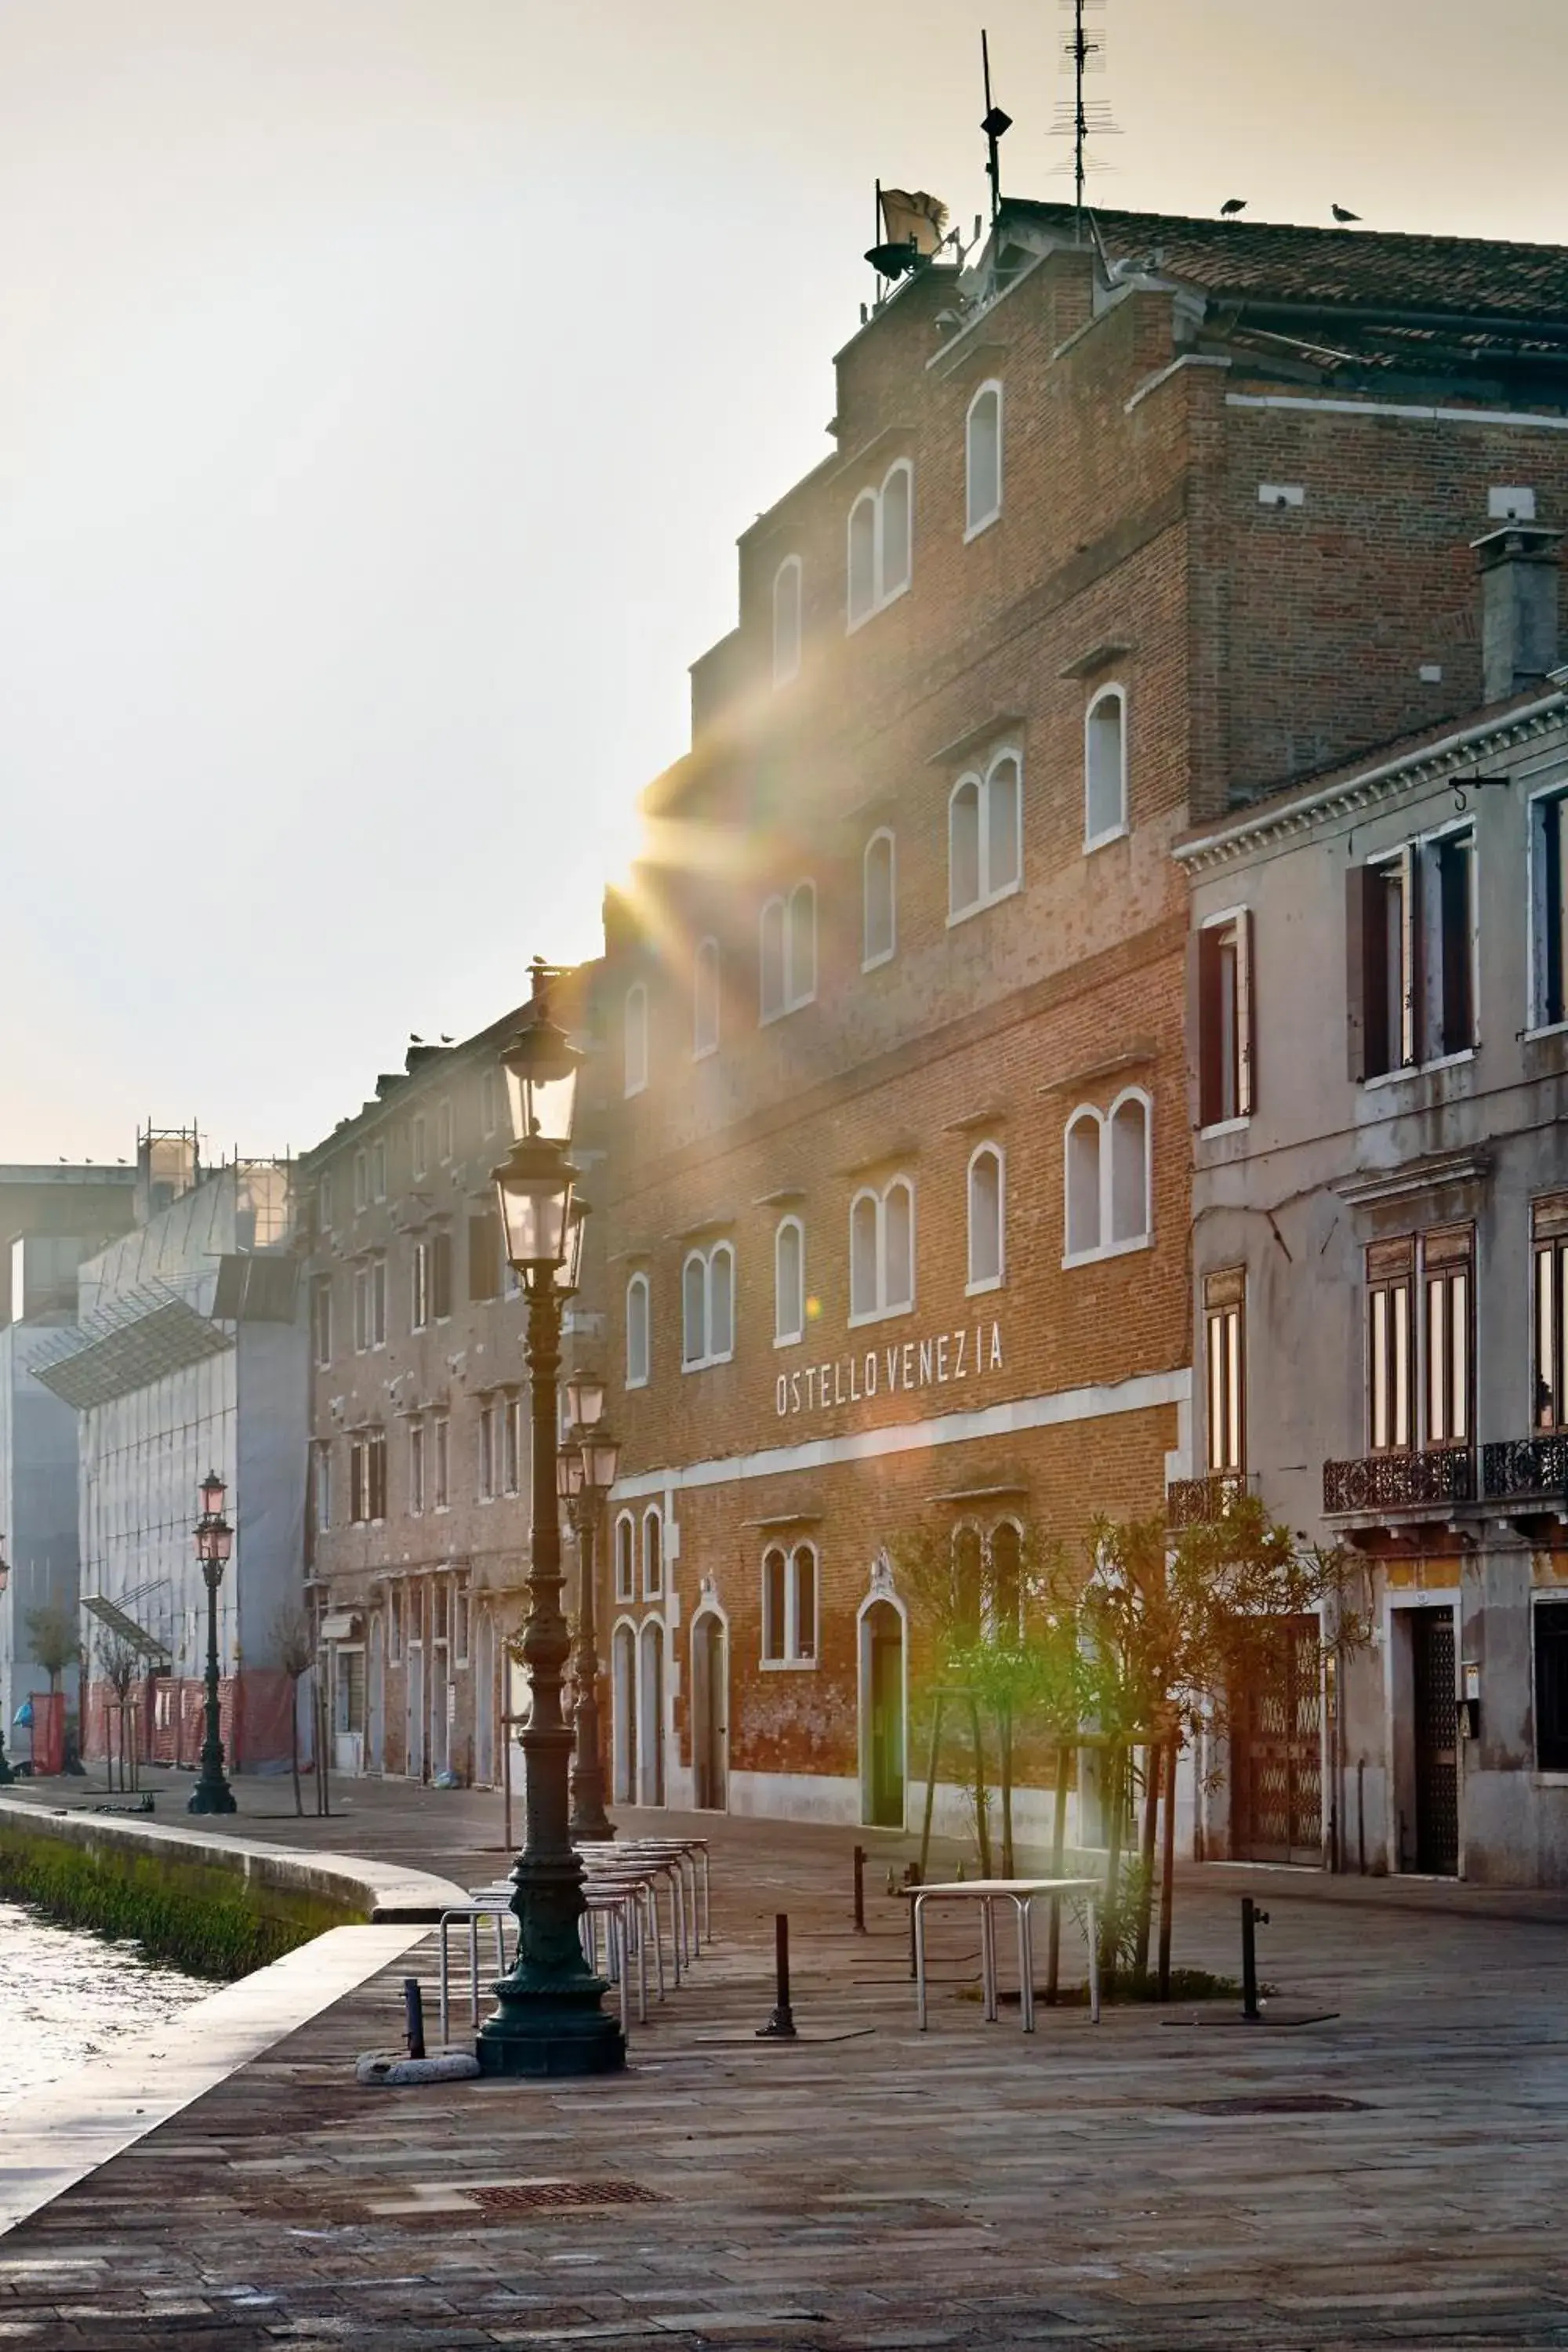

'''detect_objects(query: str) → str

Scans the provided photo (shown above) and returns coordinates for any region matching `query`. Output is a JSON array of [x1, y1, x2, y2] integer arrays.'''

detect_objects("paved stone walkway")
[[5, 1777, 1568, 2347]]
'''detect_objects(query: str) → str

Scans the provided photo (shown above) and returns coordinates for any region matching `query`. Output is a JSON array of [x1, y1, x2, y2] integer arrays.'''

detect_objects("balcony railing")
[[1322, 1446, 1475, 1516], [1482, 1435, 1568, 1504], [1166, 1471, 1250, 1530]]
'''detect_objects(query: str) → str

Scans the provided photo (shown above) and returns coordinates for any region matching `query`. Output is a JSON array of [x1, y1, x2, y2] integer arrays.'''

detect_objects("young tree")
[[23, 1601, 80, 1695], [272, 1609, 314, 1818], [94, 1628, 142, 1792]]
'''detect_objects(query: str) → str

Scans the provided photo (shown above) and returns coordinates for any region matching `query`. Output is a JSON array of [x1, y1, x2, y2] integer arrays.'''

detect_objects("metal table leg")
[[1018, 1898, 1035, 2034], [981, 1897, 998, 2022], [1087, 1895, 1102, 2024], [914, 1892, 929, 2031]]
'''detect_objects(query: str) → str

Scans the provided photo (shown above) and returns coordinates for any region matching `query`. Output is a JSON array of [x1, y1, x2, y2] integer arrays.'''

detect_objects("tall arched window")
[[880, 460, 912, 600], [848, 492, 877, 626], [624, 981, 648, 1097], [1064, 1088, 1152, 1263], [614, 1512, 636, 1603], [862, 829, 896, 969], [775, 1215, 805, 1346], [693, 937, 720, 1060], [760, 880, 816, 1022], [772, 555, 802, 686], [849, 1176, 915, 1323], [949, 749, 1022, 920], [1085, 684, 1128, 848], [759, 896, 786, 1022], [643, 1508, 663, 1600], [1065, 1110, 1102, 1260], [967, 1144, 1004, 1292], [953, 1524, 984, 1641], [965, 381, 1003, 535], [682, 1241, 736, 1370], [989, 1520, 1022, 1640], [1109, 1090, 1151, 1246], [625, 1271, 650, 1388], [762, 1542, 817, 1664]]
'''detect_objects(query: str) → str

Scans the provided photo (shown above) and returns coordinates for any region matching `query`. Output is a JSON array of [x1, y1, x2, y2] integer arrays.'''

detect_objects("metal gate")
[[1232, 1614, 1323, 1864], [1412, 1606, 1459, 1875]]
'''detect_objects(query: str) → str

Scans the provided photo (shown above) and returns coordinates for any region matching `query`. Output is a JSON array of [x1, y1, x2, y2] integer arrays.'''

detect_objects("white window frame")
[[432, 1412, 450, 1512], [761, 1541, 818, 1668], [682, 1241, 736, 1371], [642, 1507, 664, 1601], [1359, 822, 1479, 1083], [774, 1214, 806, 1347], [1196, 902, 1255, 1134], [436, 1099, 453, 1164], [1528, 781, 1568, 1037], [1083, 683, 1129, 852], [625, 1269, 651, 1389], [369, 1138, 387, 1203], [480, 1068, 499, 1138], [411, 1238, 430, 1332], [313, 1439, 332, 1535], [410, 1114, 426, 1181], [1062, 1086, 1152, 1268], [862, 829, 897, 971], [408, 1417, 426, 1517], [947, 746, 1022, 924], [772, 554, 803, 687], [846, 458, 913, 632], [353, 1149, 368, 1212], [759, 880, 816, 1024], [848, 1175, 916, 1327], [965, 1142, 1006, 1295], [503, 1392, 522, 1497], [624, 981, 649, 1098], [964, 379, 1004, 539], [613, 1511, 636, 1604], [318, 1172, 334, 1232], [310, 1276, 332, 1368], [478, 1396, 498, 1502], [693, 936, 720, 1060]]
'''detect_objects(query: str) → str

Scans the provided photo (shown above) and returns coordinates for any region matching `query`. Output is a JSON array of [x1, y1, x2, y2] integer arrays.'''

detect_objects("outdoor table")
[[911, 1878, 1102, 2033]]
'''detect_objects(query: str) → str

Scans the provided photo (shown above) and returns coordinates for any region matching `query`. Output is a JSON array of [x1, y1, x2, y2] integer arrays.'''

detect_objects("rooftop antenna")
[[1052, 0, 1120, 242], [980, 30, 1013, 229]]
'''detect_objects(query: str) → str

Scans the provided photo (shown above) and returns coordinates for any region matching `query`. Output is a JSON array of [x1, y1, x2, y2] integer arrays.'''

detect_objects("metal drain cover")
[[1185, 2092, 1369, 2117], [470, 2180, 663, 2212]]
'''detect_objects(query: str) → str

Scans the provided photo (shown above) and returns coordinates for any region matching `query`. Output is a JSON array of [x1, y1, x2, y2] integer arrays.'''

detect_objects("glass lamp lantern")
[[578, 1428, 621, 1497], [493, 1134, 577, 1279], [199, 1468, 227, 1520], [556, 1441, 585, 1503], [564, 1372, 606, 1432], [500, 1014, 582, 1147]]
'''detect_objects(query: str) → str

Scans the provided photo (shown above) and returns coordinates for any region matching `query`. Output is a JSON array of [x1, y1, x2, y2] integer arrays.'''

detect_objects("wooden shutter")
[[1345, 863, 1379, 1081], [1185, 927, 1209, 1129], [468, 1214, 499, 1303], [431, 1229, 452, 1319], [1236, 909, 1255, 1118]]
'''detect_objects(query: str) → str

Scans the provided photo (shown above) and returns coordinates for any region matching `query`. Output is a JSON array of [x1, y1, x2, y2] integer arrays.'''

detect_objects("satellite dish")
[[866, 239, 920, 279]]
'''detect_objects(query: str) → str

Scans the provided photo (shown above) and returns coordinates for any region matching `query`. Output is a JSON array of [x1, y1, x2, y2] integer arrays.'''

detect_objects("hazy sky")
[[5, 0, 1566, 1166]]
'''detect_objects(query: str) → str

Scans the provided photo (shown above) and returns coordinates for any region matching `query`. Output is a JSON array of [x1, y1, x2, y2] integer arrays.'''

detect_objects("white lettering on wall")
[[775, 1322, 1004, 1418]]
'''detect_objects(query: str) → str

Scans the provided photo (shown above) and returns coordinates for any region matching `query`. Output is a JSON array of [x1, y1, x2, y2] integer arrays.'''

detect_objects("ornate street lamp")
[[0, 1541, 13, 1787], [188, 1470, 238, 1816], [560, 1374, 619, 1845], [477, 1002, 624, 2078]]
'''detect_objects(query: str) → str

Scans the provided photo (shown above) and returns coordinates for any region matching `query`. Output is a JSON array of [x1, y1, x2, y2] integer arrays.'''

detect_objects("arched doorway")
[[638, 1619, 666, 1807], [691, 1610, 728, 1812], [367, 1613, 385, 1775], [612, 1621, 637, 1806], [406, 1639, 425, 1781], [858, 1594, 906, 1828], [474, 1610, 495, 1789]]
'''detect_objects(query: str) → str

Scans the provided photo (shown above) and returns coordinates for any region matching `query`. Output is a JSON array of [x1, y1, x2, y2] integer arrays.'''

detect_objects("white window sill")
[[691, 1042, 718, 1063], [846, 578, 910, 636], [642, 1589, 665, 1606], [760, 1656, 819, 1672], [625, 1374, 648, 1392], [624, 1080, 648, 1100], [947, 877, 1022, 929], [1062, 1233, 1152, 1271], [772, 664, 800, 691], [1523, 1020, 1568, 1043], [861, 947, 895, 973], [1533, 1772, 1568, 1788], [964, 508, 1000, 544], [965, 1273, 1004, 1298], [1200, 1115, 1250, 1140], [1083, 822, 1130, 855], [759, 995, 816, 1029], [682, 1352, 735, 1374], [1363, 1047, 1477, 1091], [774, 1330, 804, 1350], [848, 1300, 915, 1330], [614, 1590, 636, 1610]]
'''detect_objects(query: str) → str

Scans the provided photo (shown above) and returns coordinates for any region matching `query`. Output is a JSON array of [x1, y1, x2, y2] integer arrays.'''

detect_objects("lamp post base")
[[475, 1994, 626, 2078], [188, 1780, 238, 1816]]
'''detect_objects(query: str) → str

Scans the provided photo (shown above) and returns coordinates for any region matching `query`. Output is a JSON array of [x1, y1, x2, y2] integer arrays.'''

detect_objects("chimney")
[[1473, 523, 1562, 702]]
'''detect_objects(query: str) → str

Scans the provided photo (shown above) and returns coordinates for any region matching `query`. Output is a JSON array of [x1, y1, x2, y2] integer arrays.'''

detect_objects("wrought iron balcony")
[[1322, 1446, 1475, 1517], [1166, 1471, 1250, 1530], [1482, 1434, 1568, 1505]]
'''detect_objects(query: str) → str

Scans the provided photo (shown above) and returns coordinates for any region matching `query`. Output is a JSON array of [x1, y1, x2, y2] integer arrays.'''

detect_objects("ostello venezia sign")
[[775, 1318, 1004, 1418]]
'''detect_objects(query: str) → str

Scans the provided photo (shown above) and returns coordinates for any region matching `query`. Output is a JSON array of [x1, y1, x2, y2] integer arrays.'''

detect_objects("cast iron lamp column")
[[188, 1470, 238, 1816], [476, 1000, 625, 2078], [0, 1544, 14, 1786], [560, 1375, 619, 1845]]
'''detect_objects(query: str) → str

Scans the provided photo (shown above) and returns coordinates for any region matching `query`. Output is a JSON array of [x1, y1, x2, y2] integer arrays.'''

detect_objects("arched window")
[[614, 1512, 636, 1603], [848, 1176, 915, 1324], [953, 1524, 984, 1641], [625, 1271, 650, 1388], [643, 1508, 663, 1601], [775, 1216, 805, 1346], [965, 381, 1003, 535], [759, 896, 786, 1022], [1085, 684, 1128, 848], [1109, 1090, 1151, 1246], [949, 749, 1022, 920], [1065, 1110, 1102, 1259], [1064, 1089, 1152, 1263], [772, 555, 802, 686], [880, 460, 912, 600], [967, 1144, 1004, 1292], [848, 492, 877, 626], [788, 881, 817, 1007], [693, 937, 720, 1060], [624, 981, 648, 1097], [682, 1242, 736, 1370], [862, 829, 896, 969], [762, 1542, 817, 1664], [989, 1519, 1022, 1641]]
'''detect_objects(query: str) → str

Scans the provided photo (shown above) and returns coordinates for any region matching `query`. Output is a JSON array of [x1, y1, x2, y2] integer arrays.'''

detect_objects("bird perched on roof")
[[1220, 197, 1247, 217], [1331, 203, 1361, 224]]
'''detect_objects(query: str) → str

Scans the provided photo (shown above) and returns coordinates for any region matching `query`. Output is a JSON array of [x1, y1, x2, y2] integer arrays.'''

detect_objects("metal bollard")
[[1240, 1896, 1269, 2022], [757, 1913, 798, 2038], [852, 1843, 866, 1933], [403, 1976, 426, 2059], [904, 1861, 922, 1981]]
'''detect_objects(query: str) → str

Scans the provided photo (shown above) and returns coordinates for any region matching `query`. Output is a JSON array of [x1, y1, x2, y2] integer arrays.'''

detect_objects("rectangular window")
[[313, 1440, 332, 1534], [1534, 1196, 1568, 1429], [367, 1429, 387, 1521], [389, 1582, 404, 1664], [411, 1113, 427, 1180], [349, 1436, 368, 1523], [353, 1265, 371, 1354], [1536, 1600, 1568, 1771], [433, 1413, 450, 1509], [1423, 1226, 1473, 1446], [469, 1212, 502, 1303], [354, 1150, 368, 1211], [455, 1584, 471, 1666], [430, 1229, 453, 1320], [481, 1069, 499, 1137], [411, 1240, 430, 1331], [369, 1256, 387, 1347], [408, 1420, 426, 1516], [503, 1393, 522, 1495], [369, 1139, 387, 1203], [1367, 1239, 1414, 1452], [1204, 1269, 1245, 1473], [1531, 791, 1568, 1030], [1196, 913, 1254, 1126], [478, 1398, 498, 1501], [437, 1100, 453, 1163], [1349, 833, 1474, 1080], [310, 1276, 333, 1368], [318, 1172, 335, 1232]]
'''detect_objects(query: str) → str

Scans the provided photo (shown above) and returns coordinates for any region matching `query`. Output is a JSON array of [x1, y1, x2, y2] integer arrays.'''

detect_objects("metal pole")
[[1157, 1732, 1178, 2002], [852, 1843, 866, 1933], [1241, 1895, 1268, 2020], [188, 1566, 236, 1815], [476, 1273, 624, 2077], [757, 1913, 798, 2038], [568, 1490, 614, 1842]]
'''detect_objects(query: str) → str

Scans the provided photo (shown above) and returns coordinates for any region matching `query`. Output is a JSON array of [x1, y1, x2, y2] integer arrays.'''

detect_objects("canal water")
[[0, 1900, 209, 2104]]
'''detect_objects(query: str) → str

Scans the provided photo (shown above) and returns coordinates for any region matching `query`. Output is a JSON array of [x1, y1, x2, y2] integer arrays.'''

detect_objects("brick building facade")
[[597, 199, 1568, 1842]]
